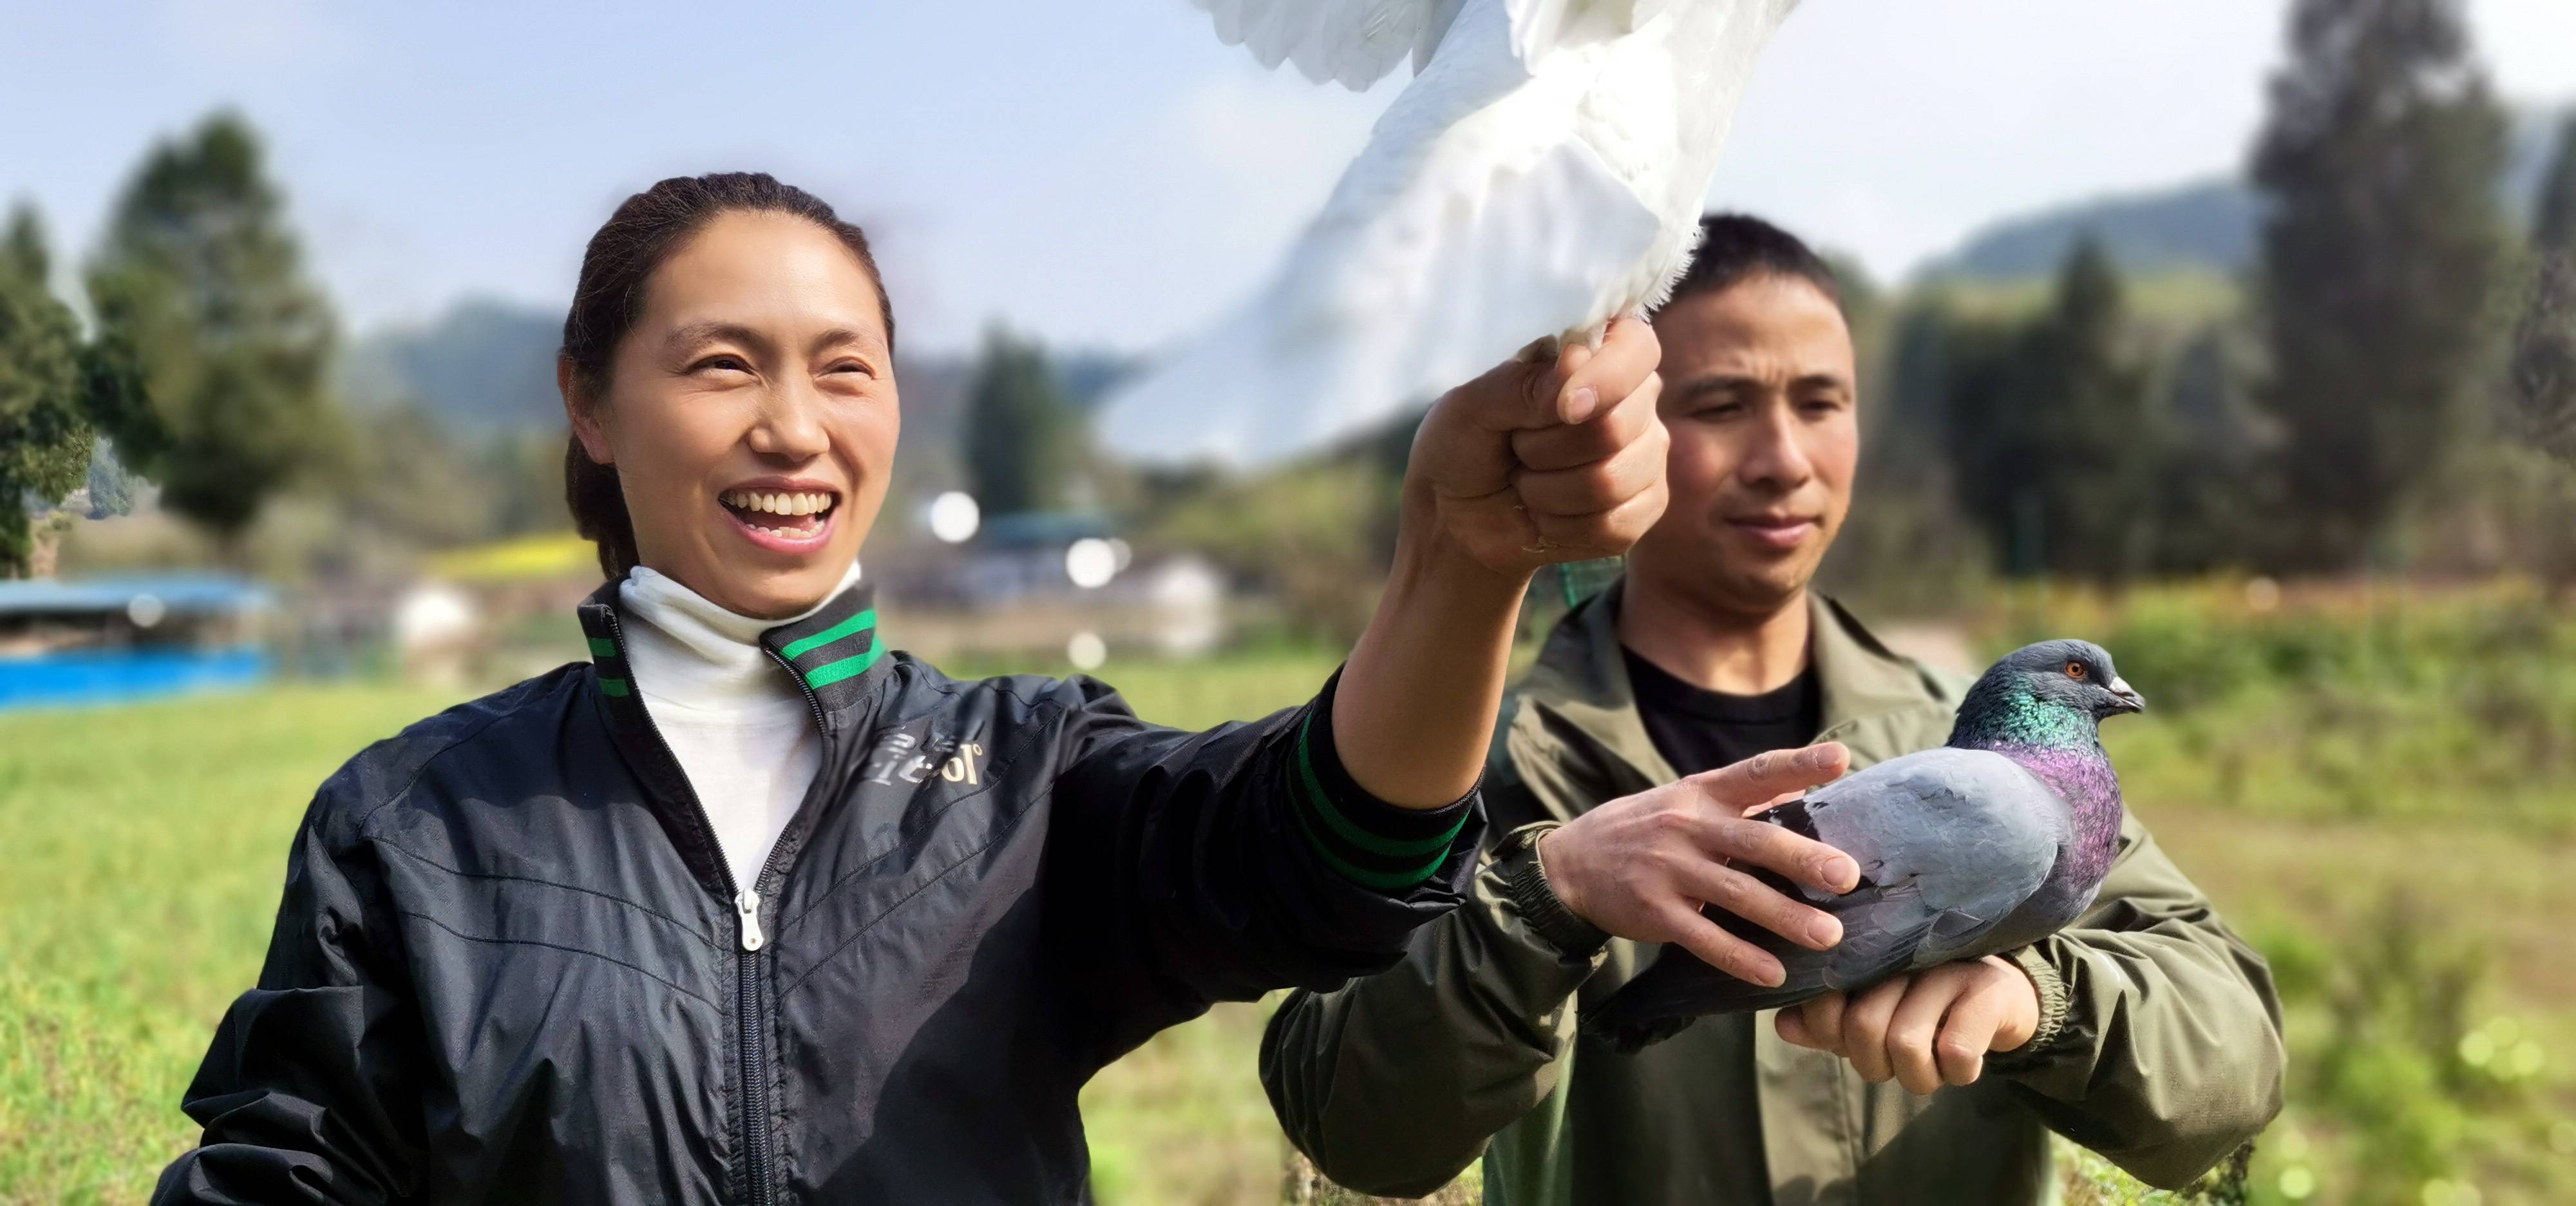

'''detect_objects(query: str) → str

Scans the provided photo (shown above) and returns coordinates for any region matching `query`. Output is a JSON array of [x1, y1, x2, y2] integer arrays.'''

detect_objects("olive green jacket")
[[1261, 584, 2284, 1205]]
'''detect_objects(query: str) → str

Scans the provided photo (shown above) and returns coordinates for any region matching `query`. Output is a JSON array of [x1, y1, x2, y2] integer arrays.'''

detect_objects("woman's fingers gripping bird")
[[1408, 316, 1669, 577]]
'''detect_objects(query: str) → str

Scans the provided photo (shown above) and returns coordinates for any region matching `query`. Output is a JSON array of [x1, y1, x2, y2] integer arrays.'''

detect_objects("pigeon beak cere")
[[718, 487, 842, 556], [2108, 676, 2146, 714]]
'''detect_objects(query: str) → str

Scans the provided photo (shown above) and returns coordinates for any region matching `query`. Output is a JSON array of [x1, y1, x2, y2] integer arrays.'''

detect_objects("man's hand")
[[1405, 316, 1671, 579], [1537, 743, 1861, 987], [1775, 956, 2041, 1094]]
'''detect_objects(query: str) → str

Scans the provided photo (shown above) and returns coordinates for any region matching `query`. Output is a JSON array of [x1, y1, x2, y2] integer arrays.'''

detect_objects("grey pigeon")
[[1585, 640, 2144, 1053]]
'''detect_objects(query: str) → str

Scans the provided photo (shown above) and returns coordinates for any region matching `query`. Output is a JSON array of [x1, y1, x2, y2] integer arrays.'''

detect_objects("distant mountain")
[[339, 298, 565, 432], [1924, 105, 2571, 283], [1924, 180, 2259, 281]]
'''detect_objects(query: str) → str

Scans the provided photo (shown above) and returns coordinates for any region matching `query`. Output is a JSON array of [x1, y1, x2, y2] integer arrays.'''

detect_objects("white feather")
[[1194, 0, 1441, 90], [1123, 0, 1801, 464]]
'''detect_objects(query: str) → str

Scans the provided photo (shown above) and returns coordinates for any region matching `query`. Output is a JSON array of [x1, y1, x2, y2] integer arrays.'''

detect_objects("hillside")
[[1924, 105, 2569, 283]]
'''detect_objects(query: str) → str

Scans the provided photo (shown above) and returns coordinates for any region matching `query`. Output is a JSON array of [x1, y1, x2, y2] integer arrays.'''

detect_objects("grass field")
[[5, 597, 2573, 1204]]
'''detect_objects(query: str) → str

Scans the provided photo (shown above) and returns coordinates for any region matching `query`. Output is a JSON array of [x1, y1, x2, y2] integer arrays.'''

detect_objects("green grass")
[[6, 615, 2573, 1205], [0, 655, 1342, 1205], [0, 685, 462, 1203]]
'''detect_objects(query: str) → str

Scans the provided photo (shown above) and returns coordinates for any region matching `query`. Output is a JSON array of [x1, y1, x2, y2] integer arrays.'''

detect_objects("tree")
[[0, 205, 93, 577], [2154, 325, 2278, 573], [2250, 0, 2508, 571], [84, 112, 341, 551], [1815, 298, 1995, 610], [2519, 115, 2576, 463], [963, 325, 1081, 515], [337, 401, 499, 548], [1941, 239, 2160, 582], [2535, 111, 2576, 258], [2515, 254, 2576, 462], [82, 441, 137, 519]]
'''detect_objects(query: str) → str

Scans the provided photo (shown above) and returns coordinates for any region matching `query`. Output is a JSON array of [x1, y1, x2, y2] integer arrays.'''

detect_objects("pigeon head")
[[1949, 639, 2145, 751], [1998, 639, 2143, 721]]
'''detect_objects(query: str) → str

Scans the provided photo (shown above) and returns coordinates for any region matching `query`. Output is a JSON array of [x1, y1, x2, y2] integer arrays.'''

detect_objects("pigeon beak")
[[2108, 676, 2146, 714]]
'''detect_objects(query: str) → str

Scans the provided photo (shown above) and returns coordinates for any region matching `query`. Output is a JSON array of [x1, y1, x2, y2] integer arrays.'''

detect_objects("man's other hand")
[[1774, 956, 2042, 1094]]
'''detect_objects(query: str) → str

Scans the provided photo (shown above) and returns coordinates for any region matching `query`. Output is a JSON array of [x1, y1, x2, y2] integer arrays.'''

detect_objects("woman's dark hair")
[[561, 171, 896, 579]]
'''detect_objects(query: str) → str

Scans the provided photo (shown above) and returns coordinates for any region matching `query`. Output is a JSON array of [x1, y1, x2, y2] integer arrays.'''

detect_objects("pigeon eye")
[[2064, 661, 2088, 680]]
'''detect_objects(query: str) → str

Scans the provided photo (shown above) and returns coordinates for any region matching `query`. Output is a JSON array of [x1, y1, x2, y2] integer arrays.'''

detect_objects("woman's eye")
[[693, 354, 752, 375], [825, 359, 873, 378]]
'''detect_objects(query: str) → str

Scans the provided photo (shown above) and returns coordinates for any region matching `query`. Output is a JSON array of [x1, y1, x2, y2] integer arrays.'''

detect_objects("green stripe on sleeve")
[[587, 636, 618, 658], [802, 634, 887, 689], [599, 677, 630, 697], [1293, 713, 1471, 859], [1288, 798, 1453, 892], [780, 609, 877, 661]]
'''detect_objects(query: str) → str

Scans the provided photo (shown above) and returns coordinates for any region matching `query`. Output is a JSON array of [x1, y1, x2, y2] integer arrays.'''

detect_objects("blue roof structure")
[[974, 512, 1115, 550], [0, 573, 275, 618]]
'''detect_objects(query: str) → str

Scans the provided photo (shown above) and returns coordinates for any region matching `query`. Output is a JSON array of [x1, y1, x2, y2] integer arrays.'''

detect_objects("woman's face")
[[568, 210, 898, 619]]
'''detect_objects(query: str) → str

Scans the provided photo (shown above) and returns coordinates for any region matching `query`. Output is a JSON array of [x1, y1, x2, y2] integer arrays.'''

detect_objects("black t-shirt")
[[1621, 646, 1822, 778]]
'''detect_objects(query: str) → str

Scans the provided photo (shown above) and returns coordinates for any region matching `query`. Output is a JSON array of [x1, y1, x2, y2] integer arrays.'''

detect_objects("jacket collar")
[[573, 573, 893, 896], [1516, 578, 1674, 794], [577, 573, 891, 722], [1513, 578, 1961, 796], [752, 578, 891, 720]]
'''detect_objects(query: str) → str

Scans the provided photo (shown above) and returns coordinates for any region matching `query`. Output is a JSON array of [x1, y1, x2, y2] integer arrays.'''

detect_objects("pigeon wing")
[[1110, 1, 1669, 463], [1193, 0, 1452, 90], [1502, 0, 1695, 64], [1584, 748, 2068, 1052], [1190, 0, 1663, 88]]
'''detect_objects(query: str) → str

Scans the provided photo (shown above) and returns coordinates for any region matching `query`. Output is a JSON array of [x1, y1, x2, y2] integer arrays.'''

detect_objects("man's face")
[[1630, 274, 1858, 617]]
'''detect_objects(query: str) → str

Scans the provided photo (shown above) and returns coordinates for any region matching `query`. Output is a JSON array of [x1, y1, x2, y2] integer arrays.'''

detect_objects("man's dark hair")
[[1658, 213, 1841, 314]]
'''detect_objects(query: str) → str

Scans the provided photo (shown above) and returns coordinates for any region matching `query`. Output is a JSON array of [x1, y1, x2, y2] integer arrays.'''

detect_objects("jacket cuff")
[[1287, 671, 1482, 895], [1993, 944, 2072, 1069], [1492, 822, 1610, 958]]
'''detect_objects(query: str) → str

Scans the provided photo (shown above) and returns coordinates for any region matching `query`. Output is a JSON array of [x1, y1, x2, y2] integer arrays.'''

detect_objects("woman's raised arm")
[[1334, 316, 1669, 807], [1040, 321, 1667, 1056]]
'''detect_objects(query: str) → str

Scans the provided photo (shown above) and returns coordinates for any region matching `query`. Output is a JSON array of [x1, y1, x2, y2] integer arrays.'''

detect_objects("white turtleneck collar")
[[616, 559, 864, 890], [618, 560, 865, 720]]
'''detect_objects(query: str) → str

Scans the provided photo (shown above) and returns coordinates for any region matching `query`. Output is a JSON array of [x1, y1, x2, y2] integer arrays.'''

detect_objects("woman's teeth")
[[721, 490, 835, 517]]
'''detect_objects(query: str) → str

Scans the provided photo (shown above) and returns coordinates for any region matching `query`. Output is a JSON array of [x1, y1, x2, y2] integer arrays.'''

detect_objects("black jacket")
[[155, 582, 1481, 1205]]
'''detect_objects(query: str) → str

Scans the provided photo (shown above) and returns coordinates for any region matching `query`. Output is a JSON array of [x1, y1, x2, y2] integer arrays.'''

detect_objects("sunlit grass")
[[5, 611, 2571, 1203], [0, 684, 460, 1203], [0, 654, 1340, 1205]]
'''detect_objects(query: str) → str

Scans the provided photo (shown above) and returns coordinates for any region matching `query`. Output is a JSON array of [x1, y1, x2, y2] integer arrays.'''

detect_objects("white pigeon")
[[1099, 0, 1803, 465]]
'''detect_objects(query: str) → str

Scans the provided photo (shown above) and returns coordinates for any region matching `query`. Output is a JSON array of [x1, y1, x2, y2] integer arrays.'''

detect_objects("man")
[[1260, 216, 2285, 1205]]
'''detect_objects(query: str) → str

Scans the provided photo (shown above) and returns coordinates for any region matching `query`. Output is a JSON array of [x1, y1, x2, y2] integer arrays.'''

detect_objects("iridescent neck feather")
[[1947, 678, 2125, 885]]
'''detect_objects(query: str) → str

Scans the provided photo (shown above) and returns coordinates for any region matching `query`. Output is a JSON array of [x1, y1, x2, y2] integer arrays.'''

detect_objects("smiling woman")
[[144, 170, 1701, 1203], [556, 175, 898, 618]]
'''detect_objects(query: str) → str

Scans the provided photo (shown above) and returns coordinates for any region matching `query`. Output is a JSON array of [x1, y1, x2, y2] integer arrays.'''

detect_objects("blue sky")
[[6, 1, 2574, 356]]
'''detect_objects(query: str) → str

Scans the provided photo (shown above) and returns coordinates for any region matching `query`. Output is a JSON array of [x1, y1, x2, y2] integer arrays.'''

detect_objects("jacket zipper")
[[600, 609, 784, 1206], [734, 889, 773, 1206], [735, 646, 842, 1206]]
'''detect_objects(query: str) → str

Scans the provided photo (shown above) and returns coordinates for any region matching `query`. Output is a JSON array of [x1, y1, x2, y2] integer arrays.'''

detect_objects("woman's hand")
[[1539, 743, 1859, 985], [1774, 956, 2042, 1094], [1405, 316, 1671, 579], [1331, 318, 1671, 809]]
